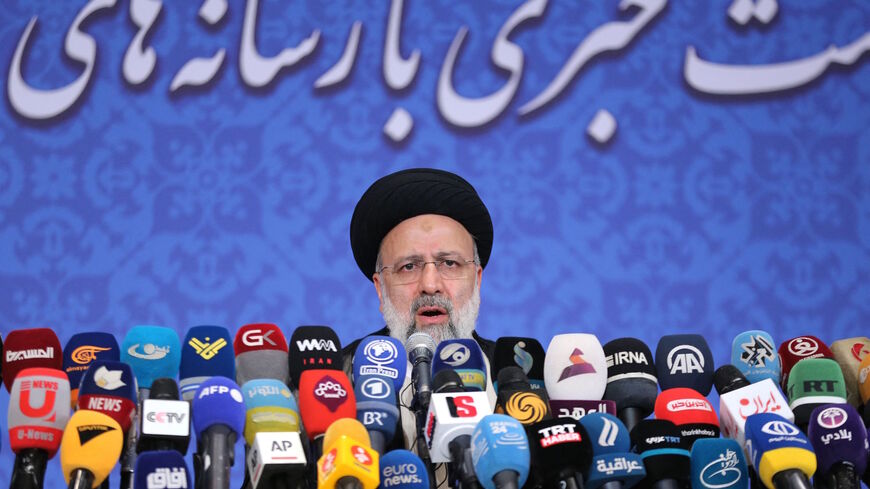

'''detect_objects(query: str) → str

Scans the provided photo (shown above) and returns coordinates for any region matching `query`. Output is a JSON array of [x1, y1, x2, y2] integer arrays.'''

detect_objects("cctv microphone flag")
[[493, 337, 546, 391], [179, 325, 234, 401], [432, 338, 487, 391], [786, 358, 847, 429], [808, 404, 869, 488], [354, 374, 400, 453], [2, 327, 62, 391], [233, 323, 290, 386], [352, 335, 407, 391], [544, 333, 608, 401], [580, 412, 646, 489], [241, 378, 301, 446], [630, 419, 691, 489], [830, 337, 870, 407], [60, 409, 124, 489], [655, 387, 720, 447], [298, 369, 356, 439], [731, 330, 781, 385], [602, 337, 658, 430], [63, 332, 120, 406], [8, 367, 71, 457], [134, 450, 191, 489], [525, 417, 594, 489], [120, 325, 181, 391], [690, 438, 749, 489], [743, 413, 816, 489], [77, 360, 138, 433], [471, 414, 531, 489], [379, 449, 430, 489], [778, 335, 834, 389], [655, 334, 714, 395], [288, 325, 343, 386]]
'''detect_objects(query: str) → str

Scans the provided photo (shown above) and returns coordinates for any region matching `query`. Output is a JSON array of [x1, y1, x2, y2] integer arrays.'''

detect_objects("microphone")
[[352, 335, 407, 390], [731, 330, 781, 385], [2, 327, 62, 391], [629, 419, 691, 489], [777, 336, 833, 390], [120, 325, 181, 395], [493, 337, 546, 391], [424, 369, 493, 464], [690, 438, 749, 489], [784, 358, 847, 430], [317, 418, 380, 489], [353, 375, 399, 454], [495, 367, 551, 425], [714, 365, 793, 447], [8, 367, 71, 489], [60, 410, 124, 489], [655, 334, 714, 395], [298, 369, 356, 457], [807, 404, 867, 489], [379, 450, 429, 489], [525, 417, 594, 489], [191, 377, 246, 489], [743, 413, 816, 489], [602, 337, 658, 432], [62, 332, 120, 406], [241, 378, 301, 445], [406, 332, 436, 412], [830, 337, 870, 408], [579, 413, 645, 489], [288, 325, 343, 387], [77, 360, 138, 433], [134, 450, 191, 489], [432, 339, 488, 391], [137, 378, 190, 455], [470, 414, 530, 489], [234, 323, 290, 386], [654, 387, 720, 448], [544, 333, 612, 421], [179, 325, 234, 401]]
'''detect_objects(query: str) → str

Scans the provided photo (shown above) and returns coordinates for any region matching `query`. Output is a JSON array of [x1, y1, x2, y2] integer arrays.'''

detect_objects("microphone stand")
[[10, 449, 48, 489]]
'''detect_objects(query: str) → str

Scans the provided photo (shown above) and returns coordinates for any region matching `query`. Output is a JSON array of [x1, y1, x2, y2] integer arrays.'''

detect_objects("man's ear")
[[476, 264, 483, 287], [373, 273, 385, 313]]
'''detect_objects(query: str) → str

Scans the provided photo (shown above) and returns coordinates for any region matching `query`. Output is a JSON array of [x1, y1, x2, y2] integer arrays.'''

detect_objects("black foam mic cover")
[[432, 369, 465, 394], [630, 419, 690, 488], [288, 325, 342, 387], [493, 337, 545, 390], [150, 378, 180, 400], [526, 418, 592, 489], [603, 338, 658, 417], [713, 365, 751, 396]]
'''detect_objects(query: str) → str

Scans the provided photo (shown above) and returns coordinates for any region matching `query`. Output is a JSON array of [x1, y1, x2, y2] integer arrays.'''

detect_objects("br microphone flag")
[[471, 414, 531, 489], [241, 378, 301, 445], [180, 325, 234, 401], [654, 387, 720, 447], [60, 410, 124, 489], [77, 360, 138, 433], [602, 337, 658, 432], [352, 335, 407, 390], [134, 450, 191, 489], [689, 438, 749, 489], [778, 335, 833, 389], [493, 337, 546, 391], [318, 418, 380, 489], [2, 327, 63, 391], [785, 358, 847, 429], [807, 403, 868, 489], [731, 330, 781, 385], [63, 332, 120, 406], [579, 413, 645, 489], [233, 323, 290, 386], [544, 333, 608, 401], [354, 374, 400, 454], [743, 413, 816, 489], [379, 450, 429, 489], [655, 334, 714, 395], [289, 325, 343, 386], [120, 325, 181, 391], [8, 367, 71, 456], [432, 338, 488, 391]]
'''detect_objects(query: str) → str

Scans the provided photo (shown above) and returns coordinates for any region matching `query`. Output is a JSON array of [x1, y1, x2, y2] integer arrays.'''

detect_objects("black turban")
[[350, 168, 493, 280]]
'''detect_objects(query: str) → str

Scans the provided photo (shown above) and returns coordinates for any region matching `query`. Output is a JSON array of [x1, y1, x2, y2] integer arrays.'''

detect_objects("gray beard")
[[382, 284, 480, 346]]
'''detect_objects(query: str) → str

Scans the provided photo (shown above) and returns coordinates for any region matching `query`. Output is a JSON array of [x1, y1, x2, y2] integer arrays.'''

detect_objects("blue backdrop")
[[0, 0, 868, 486]]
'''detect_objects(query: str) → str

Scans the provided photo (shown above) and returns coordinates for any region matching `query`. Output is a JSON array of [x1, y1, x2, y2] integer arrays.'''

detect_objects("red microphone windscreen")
[[234, 323, 288, 354], [778, 336, 834, 389], [8, 367, 71, 457], [298, 369, 356, 439], [3, 328, 62, 391], [654, 388, 718, 426]]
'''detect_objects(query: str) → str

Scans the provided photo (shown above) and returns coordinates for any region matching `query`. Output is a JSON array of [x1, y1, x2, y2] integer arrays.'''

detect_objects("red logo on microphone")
[[352, 445, 372, 465], [313, 375, 348, 412], [446, 395, 477, 418], [19, 379, 59, 422]]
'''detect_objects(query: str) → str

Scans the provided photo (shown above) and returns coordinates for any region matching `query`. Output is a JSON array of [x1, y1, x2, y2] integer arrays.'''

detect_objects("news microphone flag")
[[731, 330, 780, 385], [807, 404, 868, 484], [655, 334, 714, 395], [743, 413, 816, 489], [60, 410, 124, 489], [180, 325, 234, 401], [579, 413, 645, 489], [830, 337, 870, 407], [379, 450, 429, 489], [544, 333, 608, 401], [134, 450, 191, 489], [241, 378, 301, 445], [471, 414, 530, 489], [493, 337, 546, 391], [63, 332, 119, 405], [8, 367, 71, 457], [690, 438, 749, 489], [432, 339, 487, 391], [234, 323, 290, 386], [289, 325, 343, 386], [77, 360, 138, 432], [778, 335, 833, 389], [353, 335, 407, 390], [121, 325, 181, 391], [354, 374, 400, 453], [2, 327, 62, 391]]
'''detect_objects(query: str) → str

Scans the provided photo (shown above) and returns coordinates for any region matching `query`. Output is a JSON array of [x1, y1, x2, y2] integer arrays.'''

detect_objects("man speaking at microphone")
[[343, 168, 497, 447]]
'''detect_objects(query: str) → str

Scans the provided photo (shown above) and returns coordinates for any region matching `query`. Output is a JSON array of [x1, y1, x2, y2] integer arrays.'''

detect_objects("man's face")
[[373, 214, 483, 345]]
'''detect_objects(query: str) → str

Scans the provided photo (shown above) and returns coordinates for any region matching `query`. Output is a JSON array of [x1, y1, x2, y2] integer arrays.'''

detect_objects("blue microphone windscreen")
[[808, 403, 868, 475], [579, 412, 630, 454], [134, 450, 191, 489], [78, 360, 138, 401], [179, 326, 234, 400], [242, 378, 298, 411], [655, 334, 714, 395], [353, 336, 407, 390], [432, 339, 487, 391], [192, 376, 246, 437], [471, 414, 530, 489], [744, 413, 812, 469], [690, 438, 749, 489], [731, 331, 781, 384], [121, 325, 181, 390], [380, 449, 429, 489], [355, 374, 400, 440], [63, 332, 120, 391]]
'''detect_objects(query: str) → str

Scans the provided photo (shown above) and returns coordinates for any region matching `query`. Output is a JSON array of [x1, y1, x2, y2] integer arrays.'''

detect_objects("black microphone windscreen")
[[630, 419, 690, 484], [432, 369, 465, 393], [150, 378, 180, 400], [603, 338, 657, 415], [493, 337, 545, 388], [496, 366, 531, 392], [713, 365, 750, 395]]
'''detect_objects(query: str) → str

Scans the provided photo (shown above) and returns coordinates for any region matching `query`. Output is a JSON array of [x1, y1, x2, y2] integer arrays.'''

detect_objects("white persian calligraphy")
[[170, 0, 228, 91], [315, 22, 362, 89], [123, 0, 162, 85], [383, 0, 420, 90]]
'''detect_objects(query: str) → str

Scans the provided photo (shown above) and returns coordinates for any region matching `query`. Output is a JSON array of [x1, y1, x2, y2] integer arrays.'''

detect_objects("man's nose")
[[417, 262, 444, 295]]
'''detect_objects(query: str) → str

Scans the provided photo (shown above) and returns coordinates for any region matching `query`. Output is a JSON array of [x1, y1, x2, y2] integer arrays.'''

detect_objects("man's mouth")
[[416, 306, 448, 324]]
